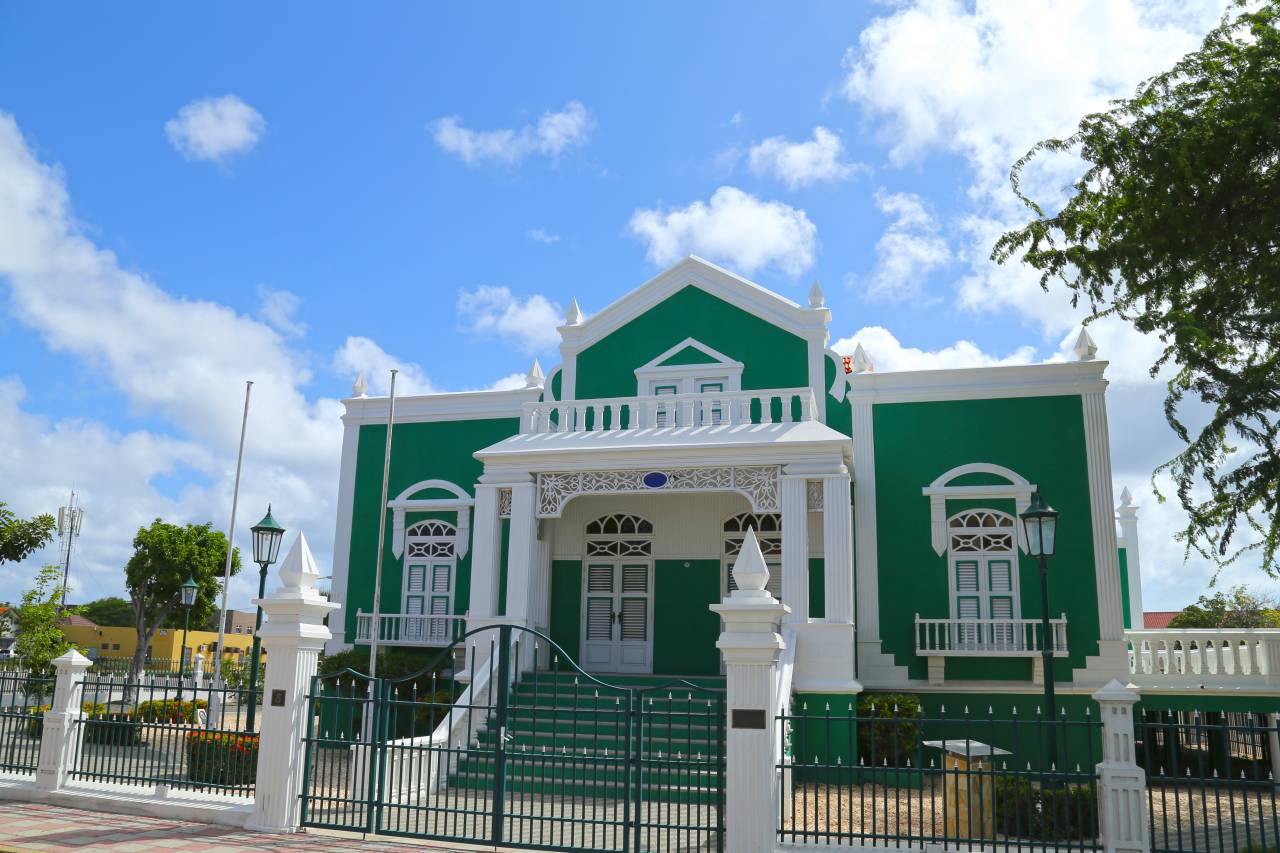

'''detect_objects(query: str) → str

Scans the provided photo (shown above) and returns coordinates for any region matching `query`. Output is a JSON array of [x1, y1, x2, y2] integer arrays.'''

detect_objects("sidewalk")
[[0, 803, 491, 853]]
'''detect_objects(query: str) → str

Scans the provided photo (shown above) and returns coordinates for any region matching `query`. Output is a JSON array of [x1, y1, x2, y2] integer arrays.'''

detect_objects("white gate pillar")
[[35, 649, 92, 792], [712, 529, 789, 853], [248, 532, 340, 833], [1094, 680, 1150, 853]]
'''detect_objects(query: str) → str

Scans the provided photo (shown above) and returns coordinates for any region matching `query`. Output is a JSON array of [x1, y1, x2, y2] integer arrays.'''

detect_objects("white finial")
[[565, 298, 584, 326], [729, 528, 771, 599], [850, 343, 874, 374], [353, 372, 368, 398], [277, 532, 321, 594], [526, 359, 545, 388], [808, 279, 825, 308], [1073, 328, 1098, 361], [1120, 486, 1133, 507]]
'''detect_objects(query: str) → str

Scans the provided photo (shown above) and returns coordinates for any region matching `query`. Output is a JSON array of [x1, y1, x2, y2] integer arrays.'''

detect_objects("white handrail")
[[914, 614, 1069, 657], [1124, 628, 1280, 688], [520, 387, 817, 434], [355, 610, 466, 646]]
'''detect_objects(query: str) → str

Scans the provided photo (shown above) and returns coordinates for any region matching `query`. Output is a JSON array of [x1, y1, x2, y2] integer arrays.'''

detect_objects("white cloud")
[[729, 112, 744, 127], [628, 186, 818, 278], [486, 372, 530, 392], [457, 286, 562, 354], [164, 95, 266, 163], [432, 101, 593, 166], [332, 337, 437, 397], [257, 286, 306, 337], [527, 227, 561, 244], [747, 126, 859, 189], [862, 190, 950, 301], [832, 325, 1036, 373]]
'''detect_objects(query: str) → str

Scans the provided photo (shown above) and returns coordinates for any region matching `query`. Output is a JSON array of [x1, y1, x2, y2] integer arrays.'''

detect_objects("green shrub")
[[994, 777, 1098, 841], [186, 731, 258, 786], [27, 702, 140, 745], [136, 698, 208, 723], [857, 693, 922, 767]]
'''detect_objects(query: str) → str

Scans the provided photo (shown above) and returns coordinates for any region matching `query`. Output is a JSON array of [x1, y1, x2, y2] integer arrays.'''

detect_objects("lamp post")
[[176, 576, 198, 704], [245, 506, 285, 731], [1019, 491, 1061, 771]]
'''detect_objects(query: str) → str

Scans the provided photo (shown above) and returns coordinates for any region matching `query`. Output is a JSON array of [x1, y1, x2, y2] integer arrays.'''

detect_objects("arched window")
[[947, 509, 1019, 634], [586, 514, 653, 556], [403, 519, 458, 642], [723, 512, 782, 599], [405, 519, 456, 558]]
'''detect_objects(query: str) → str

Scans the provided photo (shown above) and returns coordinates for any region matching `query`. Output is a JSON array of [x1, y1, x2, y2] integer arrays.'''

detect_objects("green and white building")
[[327, 256, 1278, 715]]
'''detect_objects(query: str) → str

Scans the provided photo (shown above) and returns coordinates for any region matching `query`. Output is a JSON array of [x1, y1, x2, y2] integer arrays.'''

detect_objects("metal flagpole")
[[368, 369, 398, 680], [213, 381, 253, 691]]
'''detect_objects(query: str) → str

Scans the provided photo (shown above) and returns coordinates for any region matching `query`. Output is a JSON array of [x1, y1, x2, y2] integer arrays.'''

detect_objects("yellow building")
[[59, 614, 261, 669]]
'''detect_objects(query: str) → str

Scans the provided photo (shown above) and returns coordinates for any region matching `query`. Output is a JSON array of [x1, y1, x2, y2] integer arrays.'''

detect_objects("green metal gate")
[[301, 624, 725, 853]]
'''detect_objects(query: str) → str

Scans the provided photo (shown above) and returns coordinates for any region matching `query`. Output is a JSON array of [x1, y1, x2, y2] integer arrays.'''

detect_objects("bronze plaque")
[[271, 689, 286, 707], [732, 709, 766, 729]]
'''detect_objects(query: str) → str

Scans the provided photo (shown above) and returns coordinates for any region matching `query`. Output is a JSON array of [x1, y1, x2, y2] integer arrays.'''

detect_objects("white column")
[[822, 470, 853, 624], [1268, 714, 1280, 785], [327, 416, 360, 652], [1093, 680, 1150, 853], [779, 475, 809, 624], [35, 650, 92, 792], [1080, 390, 1131, 682], [711, 529, 789, 853], [851, 400, 881, 642], [1116, 494, 1144, 630], [505, 480, 538, 626], [248, 533, 340, 833], [467, 484, 502, 620]]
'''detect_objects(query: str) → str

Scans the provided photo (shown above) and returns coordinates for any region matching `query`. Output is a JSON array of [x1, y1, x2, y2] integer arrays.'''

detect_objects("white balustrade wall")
[[521, 388, 816, 434], [1125, 628, 1280, 688]]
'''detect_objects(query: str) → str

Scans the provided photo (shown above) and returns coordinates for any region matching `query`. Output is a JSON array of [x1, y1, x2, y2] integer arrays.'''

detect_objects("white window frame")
[[946, 509, 1020, 624], [634, 337, 744, 397], [402, 519, 457, 643]]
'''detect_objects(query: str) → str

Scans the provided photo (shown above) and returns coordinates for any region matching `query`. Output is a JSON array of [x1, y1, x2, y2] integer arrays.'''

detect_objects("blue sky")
[[0, 1, 1260, 613]]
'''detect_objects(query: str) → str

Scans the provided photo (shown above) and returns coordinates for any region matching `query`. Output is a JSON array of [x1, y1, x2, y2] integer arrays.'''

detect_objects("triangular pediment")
[[659, 345, 720, 366], [639, 337, 739, 372]]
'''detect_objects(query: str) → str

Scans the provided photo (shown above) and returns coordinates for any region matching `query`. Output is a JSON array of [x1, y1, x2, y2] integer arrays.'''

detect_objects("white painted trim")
[[824, 349, 849, 403], [635, 337, 744, 374], [392, 479, 471, 504], [387, 479, 475, 559], [845, 360, 1107, 404], [926, 462, 1030, 490], [922, 464, 1035, 555], [944, 509, 1021, 622], [342, 386, 542, 425], [327, 418, 360, 650], [1080, 390, 1127, 647], [579, 558, 655, 674]]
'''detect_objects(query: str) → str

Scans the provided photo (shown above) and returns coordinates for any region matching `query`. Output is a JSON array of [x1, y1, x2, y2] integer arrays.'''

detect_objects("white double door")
[[580, 560, 653, 674]]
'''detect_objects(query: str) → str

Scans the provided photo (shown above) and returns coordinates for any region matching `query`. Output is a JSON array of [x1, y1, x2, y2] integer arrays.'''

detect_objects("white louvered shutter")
[[586, 598, 613, 641], [621, 564, 648, 594], [405, 595, 424, 640], [407, 565, 426, 593], [620, 598, 647, 642]]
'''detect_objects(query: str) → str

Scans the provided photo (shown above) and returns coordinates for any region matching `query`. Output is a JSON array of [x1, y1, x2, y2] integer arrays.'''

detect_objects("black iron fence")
[[778, 700, 1102, 852], [0, 669, 53, 775], [1137, 709, 1280, 853], [66, 674, 262, 797]]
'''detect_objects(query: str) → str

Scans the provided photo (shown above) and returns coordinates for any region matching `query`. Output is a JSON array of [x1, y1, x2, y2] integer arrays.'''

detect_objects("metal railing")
[[915, 614, 1070, 657], [520, 387, 817, 434], [1125, 628, 1280, 688], [1137, 709, 1280, 853], [68, 674, 261, 797], [353, 611, 467, 647], [779, 700, 1102, 851], [0, 670, 52, 775]]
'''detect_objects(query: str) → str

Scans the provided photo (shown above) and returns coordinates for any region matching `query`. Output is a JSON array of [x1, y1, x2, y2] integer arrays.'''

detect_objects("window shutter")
[[621, 565, 648, 593], [431, 563, 451, 593], [407, 565, 426, 593], [587, 564, 614, 593], [956, 596, 980, 619], [988, 560, 1013, 594], [585, 598, 613, 641], [620, 598, 647, 641], [954, 560, 980, 593]]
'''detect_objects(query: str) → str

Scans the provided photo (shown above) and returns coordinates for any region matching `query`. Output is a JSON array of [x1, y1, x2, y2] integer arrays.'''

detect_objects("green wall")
[[653, 559, 721, 675], [345, 417, 520, 641], [548, 560, 582, 665], [871, 395, 1098, 683], [574, 285, 809, 399], [1118, 548, 1132, 630], [808, 557, 825, 618]]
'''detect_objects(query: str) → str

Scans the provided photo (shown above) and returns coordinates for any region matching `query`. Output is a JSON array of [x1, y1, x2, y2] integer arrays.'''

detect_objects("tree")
[[993, 4, 1280, 574], [0, 501, 55, 564], [124, 519, 240, 680], [1167, 586, 1280, 629], [14, 564, 78, 676], [81, 596, 135, 628]]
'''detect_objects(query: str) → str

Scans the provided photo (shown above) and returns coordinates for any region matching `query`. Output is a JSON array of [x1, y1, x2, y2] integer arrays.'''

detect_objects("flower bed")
[[27, 703, 141, 745], [136, 698, 208, 724], [186, 731, 259, 787]]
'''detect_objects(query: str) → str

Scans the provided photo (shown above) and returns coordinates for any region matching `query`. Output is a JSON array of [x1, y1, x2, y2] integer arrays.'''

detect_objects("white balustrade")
[[1124, 628, 1280, 688], [354, 610, 467, 647], [914, 614, 1069, 657], [520, 387, 817, 434]]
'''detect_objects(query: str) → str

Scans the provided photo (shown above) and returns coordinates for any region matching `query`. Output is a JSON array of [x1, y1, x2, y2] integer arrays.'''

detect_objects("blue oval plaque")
[[642, 471, 668, 489]]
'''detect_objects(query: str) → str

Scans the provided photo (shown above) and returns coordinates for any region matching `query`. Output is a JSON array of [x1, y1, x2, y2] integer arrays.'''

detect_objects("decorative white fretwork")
[[585, 513, 654, 557], [723, 512, 783, 558], [923, 463, 1034, 556], [405, 519, 457, 558], [536, 465, 780, 517], [806, 481, 823, 512], [497, 488, 512, 519]]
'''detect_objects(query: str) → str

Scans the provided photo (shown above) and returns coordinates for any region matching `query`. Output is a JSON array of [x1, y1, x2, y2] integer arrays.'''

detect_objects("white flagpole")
[[214, 381, 253, 689], [368, 369, 398, 680]]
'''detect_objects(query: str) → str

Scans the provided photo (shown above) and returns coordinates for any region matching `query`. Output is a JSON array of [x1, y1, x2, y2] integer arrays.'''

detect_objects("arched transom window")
[[405, 519, 456, 558], [586, 514, 653, 557], [947, 509, 1018, 628]]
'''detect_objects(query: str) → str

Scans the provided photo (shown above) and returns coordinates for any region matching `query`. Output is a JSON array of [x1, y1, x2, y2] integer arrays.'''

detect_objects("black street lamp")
[[245, 506, 285, 731], [176, 576, 198, 704], [1020, 491, 1061, 771]]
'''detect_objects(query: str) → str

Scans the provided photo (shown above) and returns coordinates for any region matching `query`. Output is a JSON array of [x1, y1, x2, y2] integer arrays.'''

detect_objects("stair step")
[[474, 731, 723, 756]]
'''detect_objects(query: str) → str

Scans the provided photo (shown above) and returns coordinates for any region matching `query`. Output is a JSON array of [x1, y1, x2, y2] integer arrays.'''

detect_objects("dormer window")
[[634, 338, 743, 426]]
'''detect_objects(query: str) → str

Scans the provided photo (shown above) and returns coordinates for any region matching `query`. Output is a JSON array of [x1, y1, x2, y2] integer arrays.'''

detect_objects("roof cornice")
[[341, 386, 543, 425], [844, 360, 1108, 404]]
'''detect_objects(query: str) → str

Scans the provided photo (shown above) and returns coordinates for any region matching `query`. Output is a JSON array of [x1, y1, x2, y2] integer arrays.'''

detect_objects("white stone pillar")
[[711, 529, 789, 853], [248, 532, 340, 834], [1116, 492, 1144, 630], [779, 475, 809, 624], [822, 470, 854, 624], [193, 653, 204, 691], [1268, 714, 1280, 785], [505, 480, 538, 625], [467, 484, 502, 620], [1082, 390, 1128, 673], [1094, 680, 1150, 853], [35, 650, 92, 792]]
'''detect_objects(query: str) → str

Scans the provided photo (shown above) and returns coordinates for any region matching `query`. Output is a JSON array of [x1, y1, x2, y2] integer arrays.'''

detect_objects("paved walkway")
[[0, 803, 491, 853]]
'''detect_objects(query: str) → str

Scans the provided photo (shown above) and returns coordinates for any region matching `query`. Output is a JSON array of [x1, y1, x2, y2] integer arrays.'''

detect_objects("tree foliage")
[[124, 519, 240, 678], [993, 4, 1280, 574], [81, 596, 135, 628], [1167, 585, 1280, 629], [14, 564, 78, 676], [0, 501, 55, 565]]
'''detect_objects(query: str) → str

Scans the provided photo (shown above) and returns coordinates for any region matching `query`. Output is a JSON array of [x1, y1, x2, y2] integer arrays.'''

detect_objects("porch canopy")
[[464, 419, 856, 669]]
